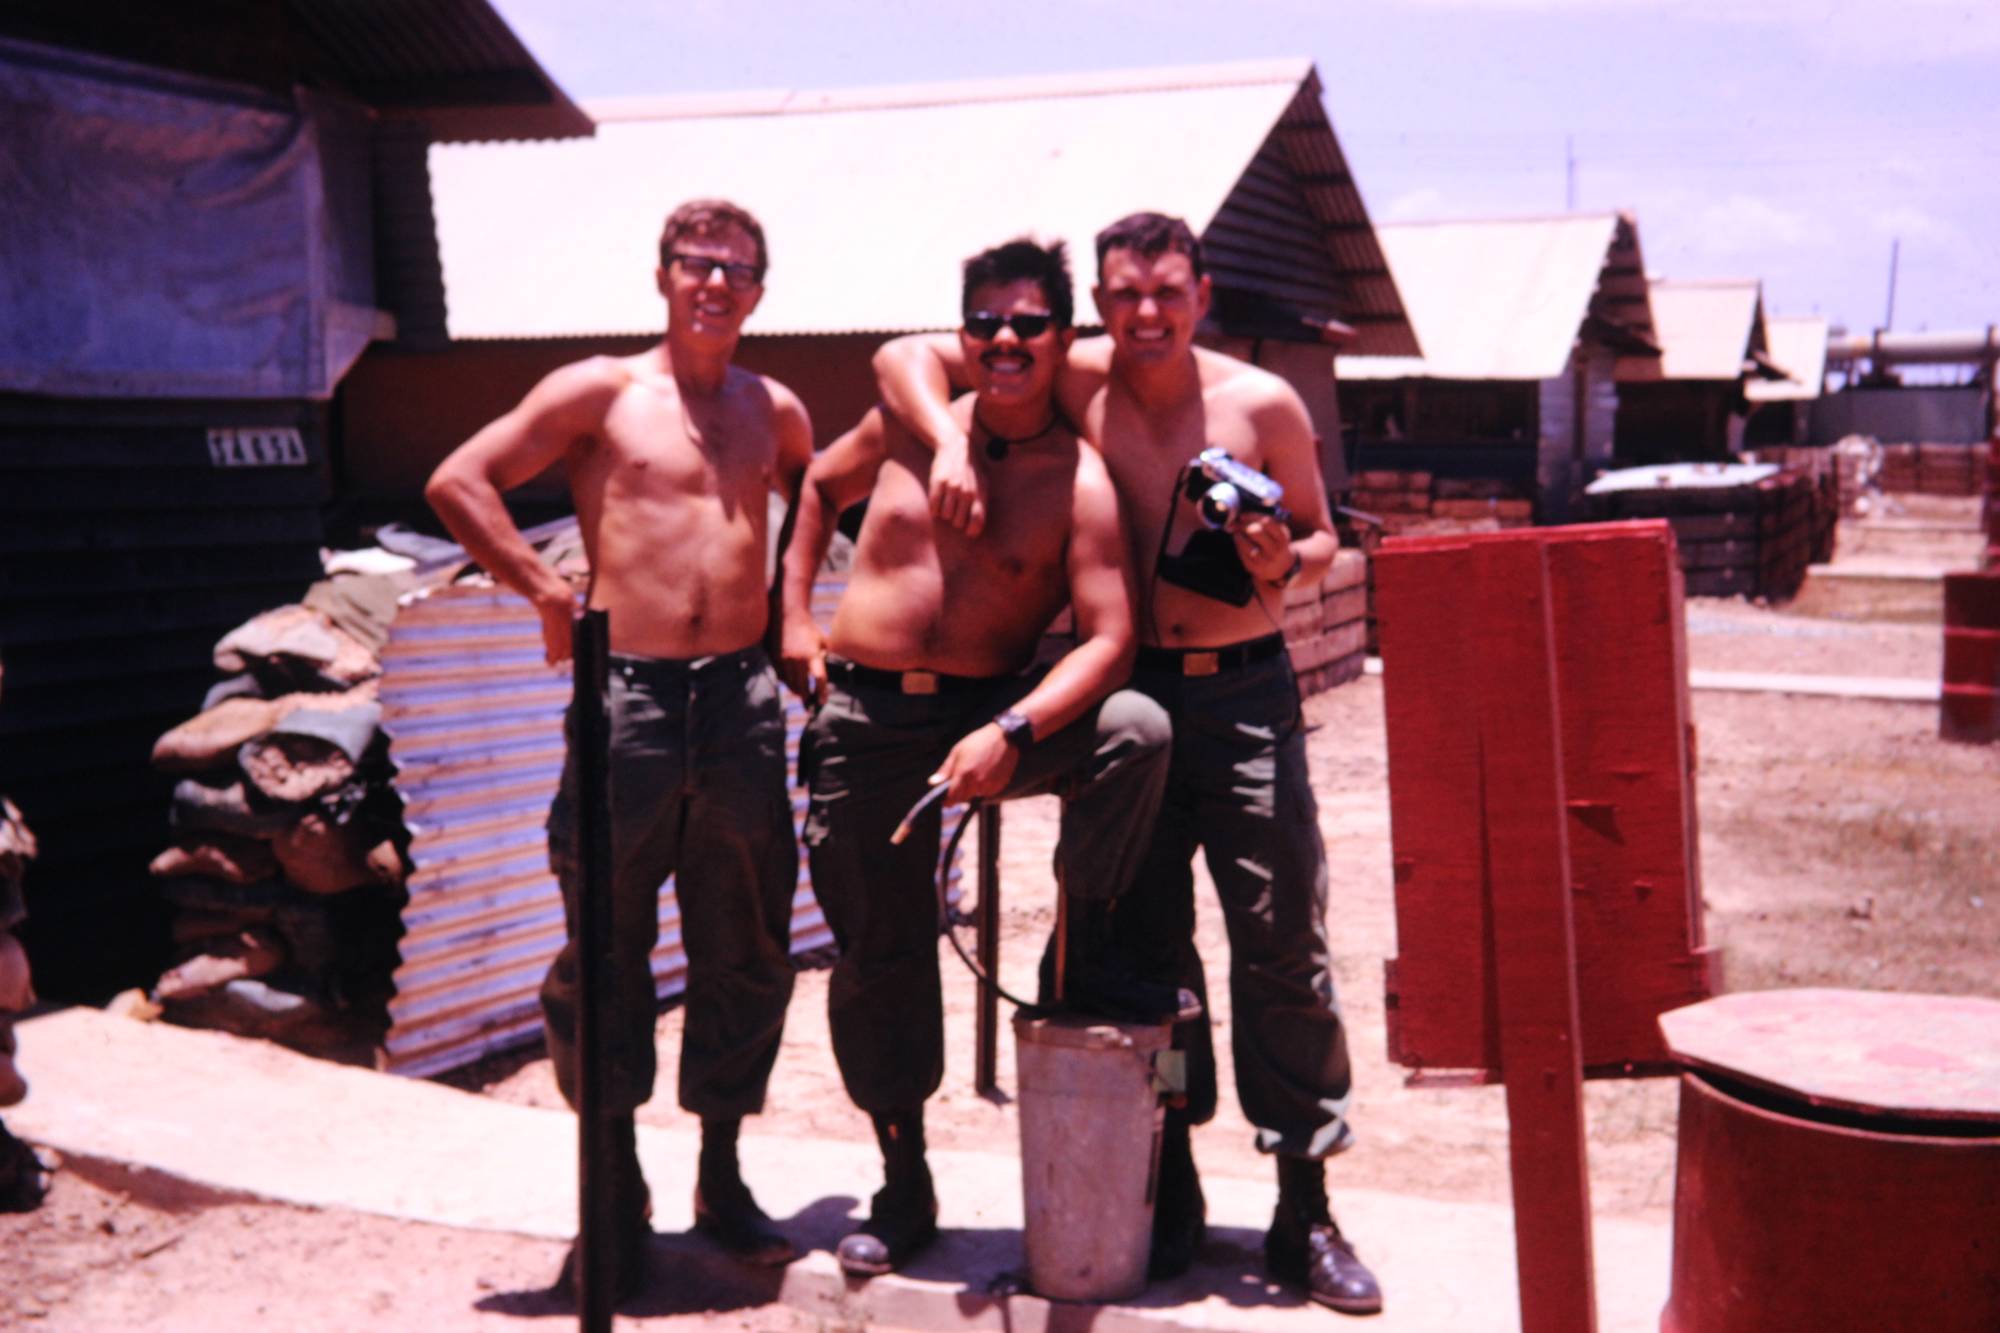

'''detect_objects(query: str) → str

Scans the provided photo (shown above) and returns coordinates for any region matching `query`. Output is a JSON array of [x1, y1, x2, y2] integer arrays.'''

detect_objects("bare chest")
[[580, 386, 776, 502], [1099, 400, 1263, 553]]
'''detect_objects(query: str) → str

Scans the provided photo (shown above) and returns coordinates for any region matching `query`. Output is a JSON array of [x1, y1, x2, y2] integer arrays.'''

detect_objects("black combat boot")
[[836, 1109, 939, 1277], [554, 1114, 653, 1306], [1265, 1153, 1382, 1315], [692, 1116, 795, 1266], [1047, 898, 1202, 1025], [1148, 1108, 1207, 1280]]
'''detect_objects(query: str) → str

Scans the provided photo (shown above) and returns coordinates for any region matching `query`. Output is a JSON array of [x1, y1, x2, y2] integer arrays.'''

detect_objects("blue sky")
[[491, 0, 1999, 338]]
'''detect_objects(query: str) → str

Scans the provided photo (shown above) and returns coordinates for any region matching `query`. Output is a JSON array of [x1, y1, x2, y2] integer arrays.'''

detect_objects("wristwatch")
[[993, 709, 1035, 749]]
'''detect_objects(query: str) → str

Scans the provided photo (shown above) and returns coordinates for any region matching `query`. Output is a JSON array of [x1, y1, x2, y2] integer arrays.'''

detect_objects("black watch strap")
[[1265, 549, 1303, 589], [994, 708, 1035, 749]]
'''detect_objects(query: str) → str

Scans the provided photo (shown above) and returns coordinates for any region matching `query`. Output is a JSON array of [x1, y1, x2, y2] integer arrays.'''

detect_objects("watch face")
[[997, 710, 1033, 746]]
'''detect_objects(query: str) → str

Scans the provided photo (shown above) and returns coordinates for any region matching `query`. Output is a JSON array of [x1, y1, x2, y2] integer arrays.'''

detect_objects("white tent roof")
[[1620, 278, 1766, 383], [1340, 213, 1635, 381], [429, 59, 1385, 340], [1747, 314, 1830, 402]]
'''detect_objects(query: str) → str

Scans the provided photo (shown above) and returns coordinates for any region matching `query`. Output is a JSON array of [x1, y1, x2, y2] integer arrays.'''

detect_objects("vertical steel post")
[[571, 609, 616, 1333], [974, 804, 1001, 1096]]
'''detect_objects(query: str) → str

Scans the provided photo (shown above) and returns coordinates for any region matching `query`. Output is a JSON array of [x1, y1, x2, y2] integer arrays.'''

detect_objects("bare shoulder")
[[1194, 345, 1290, 401], [515, 354, 630, 440], [543, 354, 632, 409]]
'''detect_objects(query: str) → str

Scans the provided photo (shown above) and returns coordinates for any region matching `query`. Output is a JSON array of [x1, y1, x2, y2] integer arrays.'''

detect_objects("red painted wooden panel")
[[1378, 519, 1713, 1077]]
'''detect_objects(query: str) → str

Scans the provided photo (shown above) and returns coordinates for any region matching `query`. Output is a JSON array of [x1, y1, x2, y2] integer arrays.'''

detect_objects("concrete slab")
[[10, 1007, 1673, 1331], [1684, 669, 1940, 702]]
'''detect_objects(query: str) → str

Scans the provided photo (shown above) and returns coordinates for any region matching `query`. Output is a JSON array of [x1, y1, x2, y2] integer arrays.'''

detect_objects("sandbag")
[[238, 733, 356, 804], [213, 605, 379, 691], [154, 928, 285, 1002], [149, 834, 279, 885], [170, 777, 296, 839], [154, 683, 379, 773], [272, 813, 402, 895]]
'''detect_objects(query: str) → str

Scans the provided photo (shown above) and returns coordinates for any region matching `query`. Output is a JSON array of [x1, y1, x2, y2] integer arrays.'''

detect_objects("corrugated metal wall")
[[0, 395, 329, 995], [376, 577, 951, 1079]]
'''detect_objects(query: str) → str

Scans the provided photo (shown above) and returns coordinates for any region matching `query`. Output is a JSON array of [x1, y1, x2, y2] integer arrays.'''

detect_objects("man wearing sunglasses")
[[869, 213, 1380, 1315], [426, 198, 813, 1303], [779, 237, 1190, 1278]]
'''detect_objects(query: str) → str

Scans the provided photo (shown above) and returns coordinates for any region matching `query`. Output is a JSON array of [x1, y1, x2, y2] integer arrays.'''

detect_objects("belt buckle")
[[1183, 651, 1220, 678], [902, 670, 940, 696]]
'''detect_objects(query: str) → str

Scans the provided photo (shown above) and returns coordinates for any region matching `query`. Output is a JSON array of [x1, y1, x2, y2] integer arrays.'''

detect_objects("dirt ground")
[[4, 504, 1995, 1331]]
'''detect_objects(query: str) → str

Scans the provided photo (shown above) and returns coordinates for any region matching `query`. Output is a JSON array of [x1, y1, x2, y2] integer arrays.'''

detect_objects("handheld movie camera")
[[1185, 447, 1289, 529], [1155, 448, 1289, 607]]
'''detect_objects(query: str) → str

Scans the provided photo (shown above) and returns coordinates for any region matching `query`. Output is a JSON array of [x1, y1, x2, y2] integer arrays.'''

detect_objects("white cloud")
[[1691, 193, 1834, 257], [1381, 187, 1450, 221]]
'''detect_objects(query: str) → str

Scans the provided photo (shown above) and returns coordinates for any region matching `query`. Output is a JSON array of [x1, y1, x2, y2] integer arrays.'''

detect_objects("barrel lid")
[[1013, 1012, 1171, 1052], [1659, 988, 2000, 1125]]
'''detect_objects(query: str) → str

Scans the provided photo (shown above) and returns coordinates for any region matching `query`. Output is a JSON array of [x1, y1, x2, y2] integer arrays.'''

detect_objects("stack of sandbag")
[[147, 590, 412, 1058]]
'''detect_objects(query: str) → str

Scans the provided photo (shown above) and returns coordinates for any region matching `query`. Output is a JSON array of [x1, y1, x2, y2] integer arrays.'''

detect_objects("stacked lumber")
[[145, 587, 412, 1059], [1877, 443, 1983, 496], [1349, 470, 1535, 537], [1591, 472, 1817, 602], [1283, 548, 1370, 695]]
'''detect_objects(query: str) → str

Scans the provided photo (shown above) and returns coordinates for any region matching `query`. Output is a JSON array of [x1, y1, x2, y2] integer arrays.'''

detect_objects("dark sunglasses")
[[669, 253, 763, 291], [963, 310, 1055, 340]]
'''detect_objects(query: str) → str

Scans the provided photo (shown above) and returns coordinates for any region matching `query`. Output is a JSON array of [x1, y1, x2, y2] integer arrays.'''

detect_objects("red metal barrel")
[[1943, 571, 2000, 742], [1658, 989, 2000, 1333]]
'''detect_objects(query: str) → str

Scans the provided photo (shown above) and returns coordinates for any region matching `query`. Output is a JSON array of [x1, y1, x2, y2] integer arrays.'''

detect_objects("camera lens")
[[1198, 482, 1242, 529]]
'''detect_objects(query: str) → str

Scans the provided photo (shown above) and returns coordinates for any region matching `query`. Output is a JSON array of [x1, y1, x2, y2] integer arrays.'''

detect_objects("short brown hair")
[[1094, 211, 1203, 281], [658, 199, 768, 276]]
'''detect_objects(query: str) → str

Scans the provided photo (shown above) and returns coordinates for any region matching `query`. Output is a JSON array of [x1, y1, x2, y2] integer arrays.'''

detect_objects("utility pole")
[[1883, 237, 1900, 331], [1565, 135, 1576, 211]]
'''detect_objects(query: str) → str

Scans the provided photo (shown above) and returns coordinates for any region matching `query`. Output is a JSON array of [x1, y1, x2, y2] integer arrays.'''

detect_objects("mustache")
[[980, 348, 1035, 369]]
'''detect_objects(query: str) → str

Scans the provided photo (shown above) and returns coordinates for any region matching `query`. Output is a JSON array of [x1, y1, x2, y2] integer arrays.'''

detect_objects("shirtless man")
[[871, 213, 1382, 1314], [780, 237, 1180, 1277], [425, 199, 813, 1300]]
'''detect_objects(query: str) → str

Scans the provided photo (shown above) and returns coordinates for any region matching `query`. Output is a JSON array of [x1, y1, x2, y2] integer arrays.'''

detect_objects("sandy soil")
[[4, 505, 1995, 1331]]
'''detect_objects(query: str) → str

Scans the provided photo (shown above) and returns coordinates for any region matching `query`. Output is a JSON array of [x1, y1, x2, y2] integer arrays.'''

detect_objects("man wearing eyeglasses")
[[426, 199, 813, 1303], [778, 237, 1190, 1278], [869, 213, 1381, 1316]]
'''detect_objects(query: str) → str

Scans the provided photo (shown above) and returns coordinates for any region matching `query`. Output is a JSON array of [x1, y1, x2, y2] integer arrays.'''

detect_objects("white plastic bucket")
[[1013, 1012, 1171, 1302]]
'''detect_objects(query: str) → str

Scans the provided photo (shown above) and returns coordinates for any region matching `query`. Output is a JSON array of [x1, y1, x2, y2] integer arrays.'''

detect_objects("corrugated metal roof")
[[1340, 213, 1647, 381], [375, 578, 958, 1079], [428, 58, 1413, 347], [1747, 315, 1830, 402], [1619, 278, 1766, 384], [0, 1, 591, 142], [288, 0, 592, 142]]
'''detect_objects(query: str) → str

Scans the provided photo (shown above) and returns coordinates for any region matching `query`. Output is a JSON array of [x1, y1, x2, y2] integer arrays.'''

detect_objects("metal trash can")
[[1658, 989, 2000, 1333]]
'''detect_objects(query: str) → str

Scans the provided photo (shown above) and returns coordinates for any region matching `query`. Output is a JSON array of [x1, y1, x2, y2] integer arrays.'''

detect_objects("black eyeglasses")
[[963, 310, 1055, 340], [669, 253, 764, 291]]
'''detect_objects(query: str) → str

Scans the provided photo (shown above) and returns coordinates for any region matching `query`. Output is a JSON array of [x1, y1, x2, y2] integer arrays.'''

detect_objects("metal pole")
[[1884, 237, 1900, 332], [572, 609, 616, 1333], [974, 804, 1001, 1096]]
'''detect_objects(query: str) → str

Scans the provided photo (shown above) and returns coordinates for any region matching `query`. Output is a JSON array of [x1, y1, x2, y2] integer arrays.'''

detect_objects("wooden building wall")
[[0, 396, 330, 995], [1537, 346, 1621, 523], [1615, 381, 1742, 466]]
